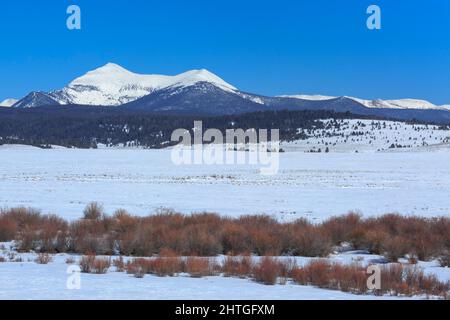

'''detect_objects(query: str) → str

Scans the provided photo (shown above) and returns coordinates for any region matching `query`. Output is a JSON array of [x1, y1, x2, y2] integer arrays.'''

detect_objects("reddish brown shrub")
[[79, 255, 96, 273], [185, 257, 216, 277], [377, 264, 450, 297], [125, 257, 184, 277], [252, 257, 282, 285], [320, 212, 362, 246], [79, 255, 110, 274], [2, 206, 449, 264], [284, 222, 332, 257], [126, 259, 147, 278], [222, 256, 254, 278], [152, 257, 184, 277], [0, 217, 16, 242], [112, 256, 125, 272], [91, 257, 111, 274], [301, 260, 331, 288], [221, 223, 249, 255], [381, 236, 408, 262]]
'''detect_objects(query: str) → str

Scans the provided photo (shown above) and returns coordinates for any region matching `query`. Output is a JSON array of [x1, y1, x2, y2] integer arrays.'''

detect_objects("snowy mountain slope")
[[0, 98, 18, 107], [282, 118, 450, 153], [11, 92, 60, 108], [123, 81, 267, 115]]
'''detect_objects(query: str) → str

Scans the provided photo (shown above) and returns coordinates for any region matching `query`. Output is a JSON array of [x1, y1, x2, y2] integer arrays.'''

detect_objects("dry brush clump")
[[185, 257, 217, 278], [0, 207, 68, 252], [126, 256, 185, 278], [222, 256, 254, 278], [291, 260, 367, 294], [35, 253, 53, 264], [290, 260, 450, 298], [377, 264, 450, 298], [0, 205, 449, 263], [112, 256, 125, 272], [251, 257, 285, 285], [79, 255, 111, 274], [438, 251, 450, 267]]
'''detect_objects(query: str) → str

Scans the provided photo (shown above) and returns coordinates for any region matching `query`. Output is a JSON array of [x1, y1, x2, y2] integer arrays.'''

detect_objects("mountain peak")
[[83, 62, 132, 76]]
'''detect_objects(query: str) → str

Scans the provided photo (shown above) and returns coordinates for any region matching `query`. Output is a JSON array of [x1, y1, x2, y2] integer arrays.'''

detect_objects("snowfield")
[[1, 139, 450, 221], [1, 120, 450, 221]]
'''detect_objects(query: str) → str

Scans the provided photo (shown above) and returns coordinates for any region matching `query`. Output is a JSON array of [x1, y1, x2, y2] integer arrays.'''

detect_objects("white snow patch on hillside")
[[279, 94, 336, 101]]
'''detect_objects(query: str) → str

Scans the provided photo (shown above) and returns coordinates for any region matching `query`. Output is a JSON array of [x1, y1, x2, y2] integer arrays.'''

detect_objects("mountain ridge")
[[8, 63, 450, 123]]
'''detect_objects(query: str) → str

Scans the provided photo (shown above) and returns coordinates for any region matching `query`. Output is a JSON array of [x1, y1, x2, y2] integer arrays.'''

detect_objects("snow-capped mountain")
[[281, 95, 450, 111], [14, 63, 237, 108], [0, 98, 18, 107], [8, 63, 450, 123]]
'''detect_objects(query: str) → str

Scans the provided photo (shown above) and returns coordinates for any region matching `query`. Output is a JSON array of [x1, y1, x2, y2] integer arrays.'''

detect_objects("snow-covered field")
[[1, 136, 450, 221], [1, 243, 447, 300]]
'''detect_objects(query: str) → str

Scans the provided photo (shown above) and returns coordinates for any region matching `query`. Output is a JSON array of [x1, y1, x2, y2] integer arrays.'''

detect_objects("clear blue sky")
[[0, 0, 449, 104]]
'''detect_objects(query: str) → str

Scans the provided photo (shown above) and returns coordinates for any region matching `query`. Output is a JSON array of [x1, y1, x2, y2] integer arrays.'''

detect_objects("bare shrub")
[[112, 256, 125, 272], [320, 212, 362, 246], [283, 220, 332, 257], [185, 257, 216, 277], [125, 257, 184, 277], [152, 257, 184, 277], [2, 206, 449, 264], [0, 216, 16, 242], [290, 260, 449, 298], [382, 236, 408, 262], [125, 259, 147, 278], [91, 257, 111, 274], [35, 253, 53, 264], [252, 257, 282, 285], [222, 256, 254, 278], [79, 255, 95, 273], [65, 257, 76, 264], [438, 251, 450, 267], [377, 264, 450, 297], [83, 202, 104, 220]]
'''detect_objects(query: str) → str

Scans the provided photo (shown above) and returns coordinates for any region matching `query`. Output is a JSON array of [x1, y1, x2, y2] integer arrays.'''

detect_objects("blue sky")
[[0, 0, 449, 104]]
